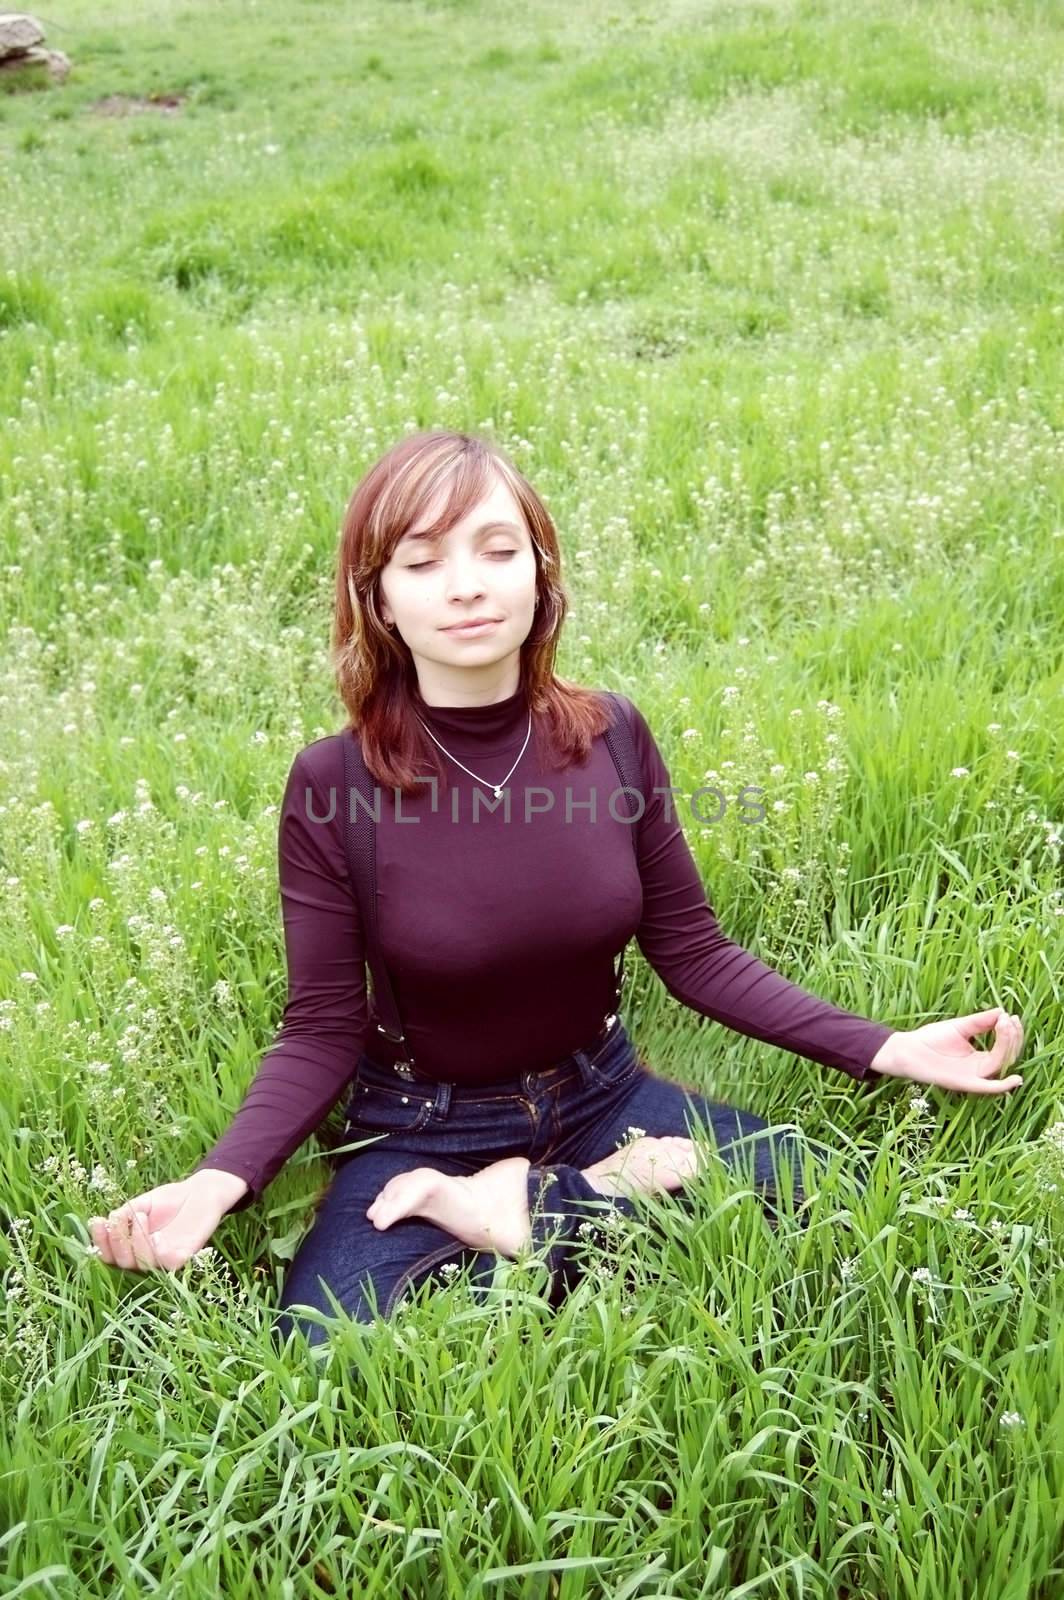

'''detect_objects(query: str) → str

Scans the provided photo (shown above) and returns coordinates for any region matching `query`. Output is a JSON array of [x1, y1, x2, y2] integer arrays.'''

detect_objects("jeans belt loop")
[[390, 1010, 617, 1085]]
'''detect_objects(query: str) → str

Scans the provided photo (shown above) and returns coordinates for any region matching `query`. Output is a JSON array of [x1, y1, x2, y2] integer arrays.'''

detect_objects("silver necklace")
[[415, 707, 532, 799]]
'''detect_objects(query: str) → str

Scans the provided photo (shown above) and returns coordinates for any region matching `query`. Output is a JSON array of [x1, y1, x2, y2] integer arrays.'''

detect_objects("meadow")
[[1, 0, 1063, 1593]]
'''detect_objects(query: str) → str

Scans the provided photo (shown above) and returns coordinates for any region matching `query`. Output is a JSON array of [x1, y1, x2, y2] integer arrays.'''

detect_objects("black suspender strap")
[[340, 690, 645, 1068], [342, 724, 410, 1060], [599, 691, 643, 1012]]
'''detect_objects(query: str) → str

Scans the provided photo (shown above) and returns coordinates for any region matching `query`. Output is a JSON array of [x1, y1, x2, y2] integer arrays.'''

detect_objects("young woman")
[[89, 430, 1026, 1344]]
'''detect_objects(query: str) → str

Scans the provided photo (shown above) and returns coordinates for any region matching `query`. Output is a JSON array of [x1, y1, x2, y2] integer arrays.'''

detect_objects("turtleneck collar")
[[410, 680, 531, 752]]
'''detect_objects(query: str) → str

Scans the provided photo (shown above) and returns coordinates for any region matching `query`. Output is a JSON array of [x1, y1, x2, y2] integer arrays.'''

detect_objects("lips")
[[442, 619, 501, 631]]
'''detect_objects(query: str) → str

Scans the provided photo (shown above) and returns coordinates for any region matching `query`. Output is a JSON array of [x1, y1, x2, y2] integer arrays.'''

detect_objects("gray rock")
[[0, 13, 46, 59], [0, 42, 69, 79]]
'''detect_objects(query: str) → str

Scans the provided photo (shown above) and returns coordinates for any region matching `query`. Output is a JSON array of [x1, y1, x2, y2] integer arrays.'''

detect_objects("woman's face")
[[377, 473, 539, 694]]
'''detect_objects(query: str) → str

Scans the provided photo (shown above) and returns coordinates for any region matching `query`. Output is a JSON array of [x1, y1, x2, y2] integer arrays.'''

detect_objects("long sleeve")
[[620, 696, 895, 1081], [190, 746, 368, 1211]]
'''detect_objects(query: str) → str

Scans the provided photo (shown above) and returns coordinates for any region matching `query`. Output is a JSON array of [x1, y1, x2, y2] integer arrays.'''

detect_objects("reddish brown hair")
[[330, 430, 613, 796]]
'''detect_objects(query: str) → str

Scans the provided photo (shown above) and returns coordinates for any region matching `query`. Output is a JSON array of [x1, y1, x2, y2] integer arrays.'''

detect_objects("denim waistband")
[[360, 1010, 621, 1094]]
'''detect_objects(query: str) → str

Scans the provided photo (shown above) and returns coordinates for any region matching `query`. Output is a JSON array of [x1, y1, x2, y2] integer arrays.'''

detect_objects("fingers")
[[88, 1216, 114, 1264], [129, 1211, 159, 1270], [995, 1013, 1024, 1072], [968, 1007, 1025, 1065], [89, 1206, 160, 1272], [105, 1207, 136, 1270], [967, 1011, 1024, 1091], [979, 1013, 1022, 1075], [1009, 1013, 1025, 1061], [967, 1007, 1008, 1030], [976, 1074, 1024, 1094]]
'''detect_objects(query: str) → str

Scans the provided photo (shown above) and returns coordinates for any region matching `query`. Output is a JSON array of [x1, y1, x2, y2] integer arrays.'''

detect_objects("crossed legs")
[[364, 1135, 706, 1257], [277, 1071, 846, 1345]]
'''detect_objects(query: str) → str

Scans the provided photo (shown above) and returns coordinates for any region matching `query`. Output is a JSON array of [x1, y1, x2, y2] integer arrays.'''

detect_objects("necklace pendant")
[[493, 785, 502, 799]]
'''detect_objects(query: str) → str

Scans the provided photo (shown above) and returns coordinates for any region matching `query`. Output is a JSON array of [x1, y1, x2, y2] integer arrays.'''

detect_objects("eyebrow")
[[397, 520, 525, 549]]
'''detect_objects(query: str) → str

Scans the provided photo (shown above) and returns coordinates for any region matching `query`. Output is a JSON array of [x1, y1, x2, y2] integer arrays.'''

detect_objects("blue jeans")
[[275, 1016, 860, 1348]]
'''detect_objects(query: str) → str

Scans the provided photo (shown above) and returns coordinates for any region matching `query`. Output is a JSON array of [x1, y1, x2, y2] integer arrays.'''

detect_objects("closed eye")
[[407, 552, 516, 571]]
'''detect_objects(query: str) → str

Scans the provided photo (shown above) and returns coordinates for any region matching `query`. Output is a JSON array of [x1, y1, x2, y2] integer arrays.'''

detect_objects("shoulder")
[[590, 692, 671, 788], [589, 692, 666, 791], [588, 687, 633, 725], [285, 730, 350, 795], [592, 690, 650, 741]]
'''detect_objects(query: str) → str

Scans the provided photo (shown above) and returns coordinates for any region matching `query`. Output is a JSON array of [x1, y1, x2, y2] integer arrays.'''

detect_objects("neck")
[[409, 676, 531, 753], [410, 656, 521, 709]]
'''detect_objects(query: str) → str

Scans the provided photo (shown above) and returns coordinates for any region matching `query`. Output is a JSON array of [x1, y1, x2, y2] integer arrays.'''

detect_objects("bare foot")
[[582, 1135, 701, 1199], [366, 1156, 533, 1258]]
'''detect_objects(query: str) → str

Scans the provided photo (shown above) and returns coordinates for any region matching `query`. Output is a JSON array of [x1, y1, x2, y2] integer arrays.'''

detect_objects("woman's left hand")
[[868, 1007, 1025, 1094]]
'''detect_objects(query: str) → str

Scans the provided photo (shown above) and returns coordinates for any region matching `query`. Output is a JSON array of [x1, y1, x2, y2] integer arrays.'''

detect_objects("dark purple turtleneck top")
[[191, 687, 895, 1210]]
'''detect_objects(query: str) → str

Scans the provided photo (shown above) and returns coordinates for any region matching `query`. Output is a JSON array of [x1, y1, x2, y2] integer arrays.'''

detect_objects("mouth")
[[441, 619, 502, 635]]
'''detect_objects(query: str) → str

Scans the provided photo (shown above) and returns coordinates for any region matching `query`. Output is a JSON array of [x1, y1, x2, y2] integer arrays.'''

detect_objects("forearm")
[[187, 743, 369, 1218], [868, 1030, 902, 1075], [188, 1166, 251, 1213]]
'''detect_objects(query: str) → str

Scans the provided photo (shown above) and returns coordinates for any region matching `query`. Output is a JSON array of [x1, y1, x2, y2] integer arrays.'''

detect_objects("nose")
[[444, 556, 488, 606]]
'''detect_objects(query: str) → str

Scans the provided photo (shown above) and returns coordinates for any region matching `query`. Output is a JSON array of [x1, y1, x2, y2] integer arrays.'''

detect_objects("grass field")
[[2, 0, 1063, 1593]]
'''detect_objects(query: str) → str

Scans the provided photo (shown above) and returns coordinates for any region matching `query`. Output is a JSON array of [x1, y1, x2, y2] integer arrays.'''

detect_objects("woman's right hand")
[[88, 1170, 250, 1272]]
